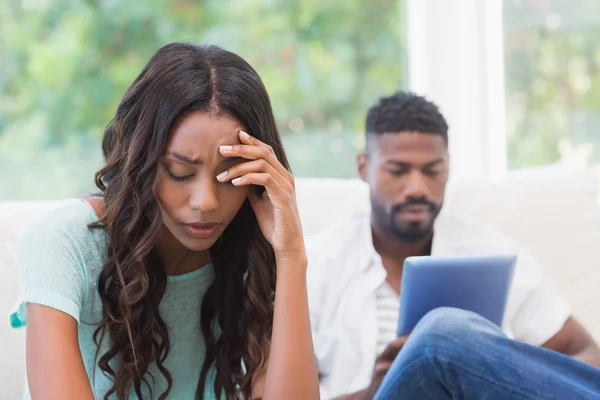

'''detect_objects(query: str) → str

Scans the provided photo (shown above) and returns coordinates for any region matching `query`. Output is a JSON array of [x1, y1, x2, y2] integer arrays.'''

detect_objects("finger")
[[221, 143, 294, 188], [239, 130, 274, 155], [378, 346, 400, 363], [247, 188, 265, 216], [247, 187, 261, 206], [231, 172, 288, 202], [220, 144, 274, 163], [234, 131, 293, 185], [217, 159, 291, 192], [377, 336, 409, 362], [374, 361, 392, 375], [398, 334, 410, 342]]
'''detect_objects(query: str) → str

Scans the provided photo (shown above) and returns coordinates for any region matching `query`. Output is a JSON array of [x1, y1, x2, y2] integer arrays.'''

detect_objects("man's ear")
[[357, 152, 368, 182]]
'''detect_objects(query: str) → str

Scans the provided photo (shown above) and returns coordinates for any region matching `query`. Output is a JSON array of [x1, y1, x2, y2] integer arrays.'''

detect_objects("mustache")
[[391, 198, 438, 214]]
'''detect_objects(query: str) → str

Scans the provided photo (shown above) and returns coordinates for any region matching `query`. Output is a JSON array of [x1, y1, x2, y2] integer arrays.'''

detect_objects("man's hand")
[[333, 335, 410, 400], [364, 335, 410, 398]]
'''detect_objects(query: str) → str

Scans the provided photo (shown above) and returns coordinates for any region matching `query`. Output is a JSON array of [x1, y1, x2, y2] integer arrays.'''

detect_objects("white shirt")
[[306, 212, 571, 399], [375, 282, 399, 356]]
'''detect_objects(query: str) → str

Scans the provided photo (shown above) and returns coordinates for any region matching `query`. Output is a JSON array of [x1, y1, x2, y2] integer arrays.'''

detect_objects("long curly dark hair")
[[90, 43, 288, 400]]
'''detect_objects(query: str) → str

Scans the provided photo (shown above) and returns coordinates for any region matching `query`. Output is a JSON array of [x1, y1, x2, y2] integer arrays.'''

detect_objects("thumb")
[[248, 189, 266, 218], [248, 188, 261, 208], [378, 336, 408, 362], [374, 361, 392, 374]]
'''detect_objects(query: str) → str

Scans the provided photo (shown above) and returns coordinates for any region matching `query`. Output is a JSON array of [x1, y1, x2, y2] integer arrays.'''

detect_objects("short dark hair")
[[365, 91, 448, 144]]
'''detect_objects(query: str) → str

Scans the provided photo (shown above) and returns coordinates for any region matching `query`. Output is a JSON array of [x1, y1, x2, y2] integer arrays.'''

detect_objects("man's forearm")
[[332, 388, 371, 400], [332, 391, 364, 400], [331, 369, 384, 400], [574, 346, 600, 369]]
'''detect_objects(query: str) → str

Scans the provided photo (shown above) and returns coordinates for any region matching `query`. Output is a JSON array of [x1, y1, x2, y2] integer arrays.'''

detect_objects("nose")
[[404, 170, 428, 199], [189, 176, 219, 213]]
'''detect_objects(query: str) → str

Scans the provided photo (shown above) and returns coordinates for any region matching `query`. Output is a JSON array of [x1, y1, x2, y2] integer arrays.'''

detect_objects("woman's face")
[[155, 111, 250, 252]]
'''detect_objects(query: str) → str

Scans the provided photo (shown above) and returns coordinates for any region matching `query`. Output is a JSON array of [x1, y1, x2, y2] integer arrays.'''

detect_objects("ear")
[[357, 152, 369, 182]]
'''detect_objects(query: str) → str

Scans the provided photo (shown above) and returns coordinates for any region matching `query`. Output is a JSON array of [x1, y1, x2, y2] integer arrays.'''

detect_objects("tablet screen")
[[397, 254, 517, 336]]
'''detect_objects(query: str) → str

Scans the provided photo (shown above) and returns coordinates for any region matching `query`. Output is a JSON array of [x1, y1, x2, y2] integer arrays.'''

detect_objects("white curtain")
[[406, 0, 507, 180]]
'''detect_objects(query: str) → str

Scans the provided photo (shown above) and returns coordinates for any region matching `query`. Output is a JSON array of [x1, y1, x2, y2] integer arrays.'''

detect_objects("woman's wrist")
[[275, 250, 308, 276]]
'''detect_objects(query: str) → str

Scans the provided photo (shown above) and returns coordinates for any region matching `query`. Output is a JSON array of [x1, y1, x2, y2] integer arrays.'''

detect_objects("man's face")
[[358, 132, 449, 242]]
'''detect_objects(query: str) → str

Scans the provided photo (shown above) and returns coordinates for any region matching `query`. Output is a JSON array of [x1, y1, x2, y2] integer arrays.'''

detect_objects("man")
[[306, 91, 600, 399]]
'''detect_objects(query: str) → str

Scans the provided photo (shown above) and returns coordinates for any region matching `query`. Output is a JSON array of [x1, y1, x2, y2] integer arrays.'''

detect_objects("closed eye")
[[388, 168, 409, 176], [423, 169, 442, 177], [166, 169, 193, 182]]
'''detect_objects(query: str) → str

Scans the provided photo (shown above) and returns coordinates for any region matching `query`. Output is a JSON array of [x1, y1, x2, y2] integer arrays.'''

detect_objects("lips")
[[401, 205, 431, 213], [395, 206, 431, 222], [184, 222, 220, 239], [400, 209, 429, 219]]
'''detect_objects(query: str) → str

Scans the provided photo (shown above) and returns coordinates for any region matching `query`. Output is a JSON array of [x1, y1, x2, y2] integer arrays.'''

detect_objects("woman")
[[10, 43, 319, 400]]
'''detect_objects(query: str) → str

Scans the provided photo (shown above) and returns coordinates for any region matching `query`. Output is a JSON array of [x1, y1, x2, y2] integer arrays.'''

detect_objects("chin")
[[178, 236, 218, 252], [398, 219, 428, 231], [391, 222, 434, 243], [393, 230, 432, 243]]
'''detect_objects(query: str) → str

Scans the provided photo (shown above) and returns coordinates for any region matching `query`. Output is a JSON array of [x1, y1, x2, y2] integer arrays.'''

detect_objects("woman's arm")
[[219, 130, 319, 400], [26, 304, 94, 400], [251, 254, 319, 400]]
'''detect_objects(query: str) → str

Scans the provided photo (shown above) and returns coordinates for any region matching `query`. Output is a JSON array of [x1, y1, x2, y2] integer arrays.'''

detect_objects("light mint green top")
[[10, 199, 221, 399]]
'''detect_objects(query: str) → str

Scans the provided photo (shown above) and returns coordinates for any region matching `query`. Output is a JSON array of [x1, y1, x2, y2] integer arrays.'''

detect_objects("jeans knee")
[[415, 307, 481, 336], [394, 308, 504, 378], [403, 308, 487, 354], [409, 307, 502, 352]]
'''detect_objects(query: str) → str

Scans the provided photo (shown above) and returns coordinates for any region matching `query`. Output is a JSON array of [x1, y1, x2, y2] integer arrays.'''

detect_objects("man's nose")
[[404, 170, 428, 199]]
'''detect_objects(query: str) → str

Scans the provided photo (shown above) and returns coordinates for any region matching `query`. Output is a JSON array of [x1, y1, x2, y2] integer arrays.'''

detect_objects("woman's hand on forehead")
[[217, 130, 304, 260]]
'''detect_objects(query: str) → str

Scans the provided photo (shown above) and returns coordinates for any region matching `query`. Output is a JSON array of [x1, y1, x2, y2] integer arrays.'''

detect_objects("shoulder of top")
[[83, 195, 104, 218], [24, 198, 100, 239], [436, 213, 519, 251]]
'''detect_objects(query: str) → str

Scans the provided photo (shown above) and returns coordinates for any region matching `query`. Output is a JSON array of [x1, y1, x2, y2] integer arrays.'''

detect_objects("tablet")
[[397, 254, 517, 337]]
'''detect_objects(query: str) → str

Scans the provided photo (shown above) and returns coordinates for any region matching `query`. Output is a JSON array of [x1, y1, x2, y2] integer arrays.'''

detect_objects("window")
[[0, 1, 407, 200], [503, 0, 600, 176]]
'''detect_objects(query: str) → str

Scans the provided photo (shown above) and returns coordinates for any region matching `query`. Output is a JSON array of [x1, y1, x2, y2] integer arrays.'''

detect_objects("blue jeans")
[[374, 307, 600, 400]]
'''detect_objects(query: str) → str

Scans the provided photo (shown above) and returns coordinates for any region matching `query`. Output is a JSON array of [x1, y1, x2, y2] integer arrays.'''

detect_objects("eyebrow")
[[385, 158, 446, 168], [166, 152, 244, 166], [168, 152, 201, 165]]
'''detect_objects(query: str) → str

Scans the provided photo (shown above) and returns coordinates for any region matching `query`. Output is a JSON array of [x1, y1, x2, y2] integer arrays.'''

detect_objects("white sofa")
[[2, 167, 600, 399]]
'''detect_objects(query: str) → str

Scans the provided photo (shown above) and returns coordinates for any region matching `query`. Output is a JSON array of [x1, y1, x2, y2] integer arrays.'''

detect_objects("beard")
[[371, 195, 442, 243]]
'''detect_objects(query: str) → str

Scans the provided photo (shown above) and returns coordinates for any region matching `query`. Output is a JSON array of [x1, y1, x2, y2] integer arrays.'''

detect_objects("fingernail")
[[219, 145, 233, 153], [240, 130, 250, 139], [216, 171, 228, 181], [232, 177, 242, 185]]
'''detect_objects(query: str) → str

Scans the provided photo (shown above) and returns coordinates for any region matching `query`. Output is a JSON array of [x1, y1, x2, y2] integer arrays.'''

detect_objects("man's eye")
[[424, 170, 442, 177]]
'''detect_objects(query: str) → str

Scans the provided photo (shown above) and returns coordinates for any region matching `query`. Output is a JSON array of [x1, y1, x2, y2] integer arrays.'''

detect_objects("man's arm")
[[331, 391, 367, 400], [542, 317, 600, 368], [330, 336, 410, 400], [507, 247, 600, 367]]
